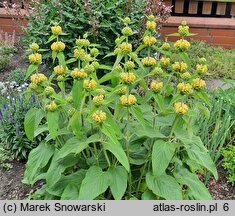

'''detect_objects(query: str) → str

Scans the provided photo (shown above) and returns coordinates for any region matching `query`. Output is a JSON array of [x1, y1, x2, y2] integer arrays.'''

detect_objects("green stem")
[[104, 149, 111, 167], [126, 108, 132, 197]]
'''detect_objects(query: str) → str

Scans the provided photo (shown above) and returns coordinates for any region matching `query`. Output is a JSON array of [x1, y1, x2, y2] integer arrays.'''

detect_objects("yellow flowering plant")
[[23, 17, 217, 200]]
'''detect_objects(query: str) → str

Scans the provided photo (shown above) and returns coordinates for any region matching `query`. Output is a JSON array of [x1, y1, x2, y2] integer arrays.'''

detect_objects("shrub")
[[222, 145, 235, 185], [7, 68, 28, 86], [0, 54, 11, 72], [23, 18, 217, 200], [0, 93, 44, 160]]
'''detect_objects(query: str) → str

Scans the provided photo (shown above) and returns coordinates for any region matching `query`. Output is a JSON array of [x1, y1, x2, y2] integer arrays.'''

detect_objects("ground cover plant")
[[21, 17, 219, 200], [186, 41, 235, 79]]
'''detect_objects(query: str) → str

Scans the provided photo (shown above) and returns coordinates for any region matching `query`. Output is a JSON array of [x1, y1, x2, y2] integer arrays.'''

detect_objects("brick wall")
[[161, 16, 235, 49], [0, 8, 27, 34]]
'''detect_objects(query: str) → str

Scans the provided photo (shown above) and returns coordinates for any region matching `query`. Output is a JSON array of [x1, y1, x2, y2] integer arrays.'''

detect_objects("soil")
[[0, 160, 43, 200], [0, 160, 234, 200]]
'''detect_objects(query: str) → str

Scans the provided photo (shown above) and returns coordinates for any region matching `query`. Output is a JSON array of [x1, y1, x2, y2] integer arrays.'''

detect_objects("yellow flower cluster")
[[150, 81, 163, 93], [121, 26, 134, 36], [180, 72, 191, 80], [142, 57, 157, 67], [84, 64, 95, 74], [117, 86, 128, 95], [30, 43, 39, 51], [120, 42, 132, 54], [174, 102, 188, 115], [178, 25, 189, 36], [54, 65, 65, 75], [161, 42, 170, 51], [74, 48, 85, 59], [51, 25, 62, 35], [177, 82, 192, 94], [160, 57, 171, 67], [57, 75, 64, 82], [28, 53, 42, 64], [172, 62, 187, 73], [120, 72, 136, 84], [51, 41, 65, 52], [192, 78, 206, 90], [174, 39, 190, 51], [143, 36, 157, 46], [124, 61, 135, 70], [46, 101, 58, 112], [93, 95, 104, 106], [76, 38, 90, 47], [196, 64, 208, 75], [71, 68, 87, 79], [92, 110, 106, 123], [84, 79, 97, 91], [30, 73, 47, 85], [146, 21, 156, 31], [120, 94, 137, 106], [152, 67, 164, 76], [114, 64, 123, 72], [44, 86, 54, 95]]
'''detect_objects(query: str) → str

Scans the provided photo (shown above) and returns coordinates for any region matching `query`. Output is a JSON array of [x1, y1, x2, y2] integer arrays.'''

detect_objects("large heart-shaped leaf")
[[79, 166, 109, 200], [146, 173, 182, 200]]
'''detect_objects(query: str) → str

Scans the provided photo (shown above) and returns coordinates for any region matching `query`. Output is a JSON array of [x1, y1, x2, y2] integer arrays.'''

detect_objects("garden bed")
[[0, 159, 234, 200]]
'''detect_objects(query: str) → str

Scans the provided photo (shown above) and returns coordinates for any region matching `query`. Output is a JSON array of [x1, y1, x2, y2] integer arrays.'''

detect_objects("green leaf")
[[57, 134, 100, 160], [23, 142, 55, 185], [46, 34, 58, 43], [153, 94, 165, 112], [61, 184, 80, 200], [108, 166, 128, 200], [79, 166, 109, 200], [72, 80, 84, 107], [66, 58, 77, 64], [24, 108, 45, 141], [135, 125, 166, 139], [47, 169, 86, 197], [166, 33, 181, 37], [129, 105, 146, 128], [47, 111, 59, 140], [52, 51, 57, 63], [25, 64, 38, 80], [69, 111, 81, 137], [180, 52, 191, 68], [146, 173, 182, 200], [141, 190, 156, 200], [175, 131, 218, 180], [103, 141, 130, 172], [152, 140, 175, 176], [57, 52, 66, 66], [173, 166, 211, 200]]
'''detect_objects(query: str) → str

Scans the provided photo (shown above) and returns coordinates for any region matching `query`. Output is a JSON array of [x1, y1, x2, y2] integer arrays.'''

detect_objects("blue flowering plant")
[[0, 93, 44, 160]]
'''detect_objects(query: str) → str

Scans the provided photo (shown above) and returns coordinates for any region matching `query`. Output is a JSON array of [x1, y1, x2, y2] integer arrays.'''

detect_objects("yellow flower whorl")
[[192, 78, 206, 90], [71, 68, 87, 79], [54, 65, 65, 75], [177, 82, 192, 94], [30, 73, 47, 85], [51, 41, 65, 52], [150, 81, 163, 93], [92, 110, 106, 123], [174, 102, 188, 115], [28, 53, 42, 64], [84, 79, 97, 91], [142, 57, 157, 67], [120, 94, 137, 106], [120, 72, 136, 85]]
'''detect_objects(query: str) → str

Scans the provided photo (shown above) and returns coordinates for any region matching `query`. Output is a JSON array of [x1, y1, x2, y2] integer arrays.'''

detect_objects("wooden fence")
[[162, 0, 235, 49], [167, 0, 235, 18]]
